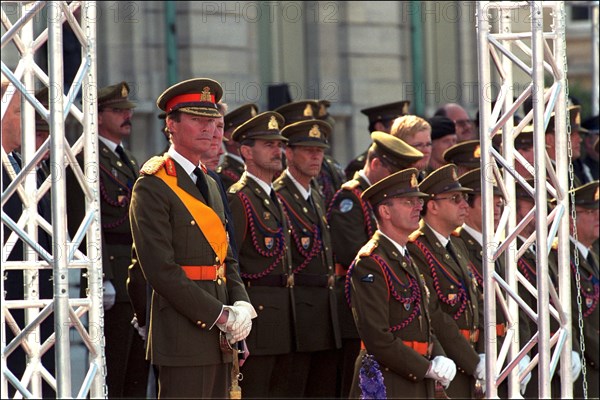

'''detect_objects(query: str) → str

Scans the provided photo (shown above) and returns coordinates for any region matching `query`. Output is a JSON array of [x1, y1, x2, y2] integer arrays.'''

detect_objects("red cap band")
[[166, 93, 216, 113]]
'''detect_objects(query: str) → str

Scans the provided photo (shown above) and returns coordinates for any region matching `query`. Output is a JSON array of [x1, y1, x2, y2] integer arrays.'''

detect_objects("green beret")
[[443, 140, 481, 168], [224, 103, 259, 131], [274, 100, 319, 126], [231, 111, 288, 143], [362, 168, 428, 207], [370, 131, 423, 170], [98, 81, 136, 109], [420, 164, 472, 196], [157, 78, 222, 117], [281, 119, 331, 148], [361, 100, 410, 125]]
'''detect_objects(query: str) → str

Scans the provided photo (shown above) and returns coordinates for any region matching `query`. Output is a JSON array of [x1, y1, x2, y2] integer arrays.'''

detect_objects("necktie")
[[306, 193, 316, 212], [115, 145, 136, 175], [446, 241, 460, 265], [269, 189, 279, 205], [193, 167, 210, 205], [587, 252, 599, 276], [8, 152, 21, 174]]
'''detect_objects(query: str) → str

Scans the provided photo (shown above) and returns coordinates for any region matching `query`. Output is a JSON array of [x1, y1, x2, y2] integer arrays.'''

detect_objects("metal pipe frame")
[[477, 1, 575, 398], [1, 1, 104, 398]]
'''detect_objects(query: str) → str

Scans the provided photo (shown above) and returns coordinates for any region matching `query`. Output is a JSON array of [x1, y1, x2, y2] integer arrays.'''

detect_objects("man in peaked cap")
[[129, 78, 256, 398], [443, 140, 481, 176], [347, 168, 459, 398], [428, 116, 458, 172], [65, 80, 150, 397], [327, 132, 423, 397], [545, 105, 591, 185], [275, 99, 346, 206], [406, 164, 484, 399], [568, 181, 599, 398], [272, 119, 341, 397], [217, 103, 259, 189], [226, 111, 296, 398], [345, 100, 411, 179], [455, 168, 533, 396]]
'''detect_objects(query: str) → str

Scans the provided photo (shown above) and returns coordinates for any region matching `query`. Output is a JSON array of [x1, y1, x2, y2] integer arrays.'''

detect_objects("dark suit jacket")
[[273, 171, 341, 352], [129, 156, 249, 367], [227, 172, 295, 356]]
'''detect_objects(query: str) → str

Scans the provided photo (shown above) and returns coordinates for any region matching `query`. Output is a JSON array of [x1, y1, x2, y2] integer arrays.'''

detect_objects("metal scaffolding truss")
[[477, 1, 585, 398], [1, 1, 105, 398]]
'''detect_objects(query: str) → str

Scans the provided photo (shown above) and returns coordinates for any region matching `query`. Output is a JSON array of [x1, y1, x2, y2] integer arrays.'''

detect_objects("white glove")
[[103, 280, 116, 310], [425, 356, 457, 388], [571, 351, 582, 381], [474, 353, 486, 380], [518, 354, 532, 395], [131, 316, 147, 341], [225, 301, 257, 343]]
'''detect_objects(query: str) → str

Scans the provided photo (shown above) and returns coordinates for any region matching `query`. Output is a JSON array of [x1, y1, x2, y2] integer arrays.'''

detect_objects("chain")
[[559, 3, 587, 397]]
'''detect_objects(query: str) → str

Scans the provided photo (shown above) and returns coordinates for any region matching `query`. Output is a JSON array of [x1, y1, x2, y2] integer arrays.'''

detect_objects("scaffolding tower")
[[477, 1, 587, 398], [1, 1, 105, 398]]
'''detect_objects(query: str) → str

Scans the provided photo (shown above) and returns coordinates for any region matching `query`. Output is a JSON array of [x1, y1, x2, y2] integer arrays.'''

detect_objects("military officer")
[[407, 164, 484, 398], [347, 168, 457, 398], [443, 140, 482, 176], [345, 100, 411, 179], [226, 111, 296, 398], [129, 78, 256, 398], [568, 181, 599, 398], [65, 81, 150, 397], [427, 116, 458, 172], [217, 103, 258, 190], [273, 119, 341, 397], [327, 132, 423, 397], [275, 99, 346, 206]]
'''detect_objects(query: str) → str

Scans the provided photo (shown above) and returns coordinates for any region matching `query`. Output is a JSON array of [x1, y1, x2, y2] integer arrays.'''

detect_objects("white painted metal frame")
[[1, 1, 105, 398], [477, 1, 576, 398]]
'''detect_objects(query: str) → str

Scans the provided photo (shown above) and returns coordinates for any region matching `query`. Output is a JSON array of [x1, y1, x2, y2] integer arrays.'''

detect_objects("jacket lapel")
[[422, 224, 465, 278]]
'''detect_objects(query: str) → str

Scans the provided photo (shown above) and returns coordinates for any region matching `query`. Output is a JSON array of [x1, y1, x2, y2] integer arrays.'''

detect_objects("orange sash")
[[155, 167, 228, 264]]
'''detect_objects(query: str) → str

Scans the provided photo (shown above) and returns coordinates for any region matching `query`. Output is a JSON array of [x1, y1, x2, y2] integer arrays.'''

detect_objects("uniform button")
[[258, 305, 264, 311], [384, 367, 389, 372], [191, 220, 196, 225], [217, 279, 222, 285], [201, 323, 206, 328], [196, 320, 202, 326], [109, 256, 115, 260]]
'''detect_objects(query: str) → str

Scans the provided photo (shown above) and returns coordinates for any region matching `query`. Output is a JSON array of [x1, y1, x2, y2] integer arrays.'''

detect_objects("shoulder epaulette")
[[140, 155, 167, 176], [451, 227, 462, 237], [341, 179, 360, 190], [551, 237, 559, 250], [358, 240, 378, 257], [408, 230, 424, 243]]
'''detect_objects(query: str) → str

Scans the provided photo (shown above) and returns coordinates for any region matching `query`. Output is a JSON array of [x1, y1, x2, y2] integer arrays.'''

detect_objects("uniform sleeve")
[[328, 190, 371, 268], [351, 256, 432, 381], [227, 191, 247, 251], [127, 244, 148, 326]]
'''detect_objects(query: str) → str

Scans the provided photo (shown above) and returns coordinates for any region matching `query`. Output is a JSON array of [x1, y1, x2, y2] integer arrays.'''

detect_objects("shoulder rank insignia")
[[407, 230, 424, 243], [451, 227, 461, 237], [341, 180, 360, 190], [358, 241, 378, 257], [140, 155, 167, 176]]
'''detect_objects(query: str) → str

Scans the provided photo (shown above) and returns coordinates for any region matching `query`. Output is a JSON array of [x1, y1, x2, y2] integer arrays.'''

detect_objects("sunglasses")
[[396, 197, 425, 208], [432, 193, 469, 204]]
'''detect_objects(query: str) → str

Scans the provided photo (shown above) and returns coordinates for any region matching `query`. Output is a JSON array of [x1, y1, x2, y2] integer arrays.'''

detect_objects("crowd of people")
[[2, 74, 599, 399]]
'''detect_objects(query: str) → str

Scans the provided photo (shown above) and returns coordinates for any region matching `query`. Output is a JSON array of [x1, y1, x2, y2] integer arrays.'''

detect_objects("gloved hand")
[[571, 351, 582, 381], [103, 280, 116, 310], [131, 316, 147, 341], [224, 301, 257, 343], [518, 354, 532, 395], [425, 356, 457, 388], [474, 353, 486, 380]]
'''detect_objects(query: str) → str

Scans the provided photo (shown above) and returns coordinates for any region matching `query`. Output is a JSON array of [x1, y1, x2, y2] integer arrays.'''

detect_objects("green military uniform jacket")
[[273, 171, 341, 352], [67, 140, 139, 302], [216, 153, 245, 191], [129, 156, 249, 367], [348, 232, 444, 398], [227, 172, 296, 356], [317, 154, 346, 207], [407, 224, 480, 398], [327, 174, 374, 339]]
